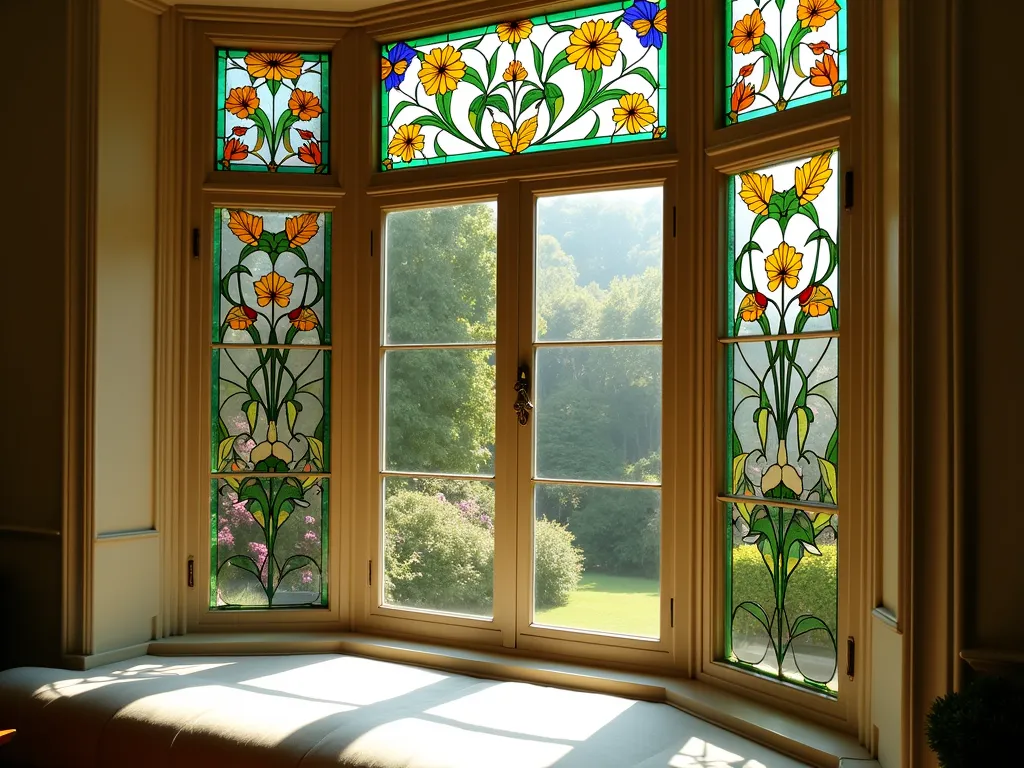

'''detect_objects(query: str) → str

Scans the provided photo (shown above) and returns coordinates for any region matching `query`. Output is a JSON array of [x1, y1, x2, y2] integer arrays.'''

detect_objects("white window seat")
[[0, 650, 825, 768]]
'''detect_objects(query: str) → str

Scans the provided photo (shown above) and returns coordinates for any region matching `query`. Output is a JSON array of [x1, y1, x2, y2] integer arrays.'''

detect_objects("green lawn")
[[534, 572, 660, 638]]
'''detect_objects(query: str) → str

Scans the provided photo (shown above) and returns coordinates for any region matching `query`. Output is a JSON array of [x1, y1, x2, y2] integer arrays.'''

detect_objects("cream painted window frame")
[[162, 0, 883, 738]]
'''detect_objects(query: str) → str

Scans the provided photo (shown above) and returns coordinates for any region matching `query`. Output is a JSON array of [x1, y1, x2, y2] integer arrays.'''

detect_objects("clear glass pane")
[[383, 348, 496, 475], [217, 50, 329, 173], [533, 484, 659, 638], [212, 348, 329, 474], [381, 1, 667, 170], [383, 477, 494, 617], [212, 477, 328, 608], [214, 208, 331, 345], [727, 151, 839, 338], [535, 345, 661, 482], [728, 504, 838, 695], [384, 202, 497, 345], [725, 1, 846, 125], [536, 187, 663, 342], [727, 337, 837, 504]]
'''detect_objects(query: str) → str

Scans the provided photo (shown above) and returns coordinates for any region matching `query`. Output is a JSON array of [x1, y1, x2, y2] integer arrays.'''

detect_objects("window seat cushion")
[[0, 653, 807, 767]]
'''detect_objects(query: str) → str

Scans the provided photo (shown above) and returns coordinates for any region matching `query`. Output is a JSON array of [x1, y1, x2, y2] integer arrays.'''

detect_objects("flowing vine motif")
[[726, 151, 840, 692], [211, 208, 331, 609], [726, 0, 846, 124], [217, 50, 329, 173], [381, 0, 667, 170]]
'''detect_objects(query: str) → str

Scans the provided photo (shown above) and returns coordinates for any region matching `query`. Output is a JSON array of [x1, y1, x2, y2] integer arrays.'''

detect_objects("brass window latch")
[[514, 364, 534, 426]]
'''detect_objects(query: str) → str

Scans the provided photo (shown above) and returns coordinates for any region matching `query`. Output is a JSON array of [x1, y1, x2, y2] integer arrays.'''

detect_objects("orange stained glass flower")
[[492, 115, 538, 155], [765, 243, 803, 291], [244, 51, 304, 81], [612, 93, 657, 134], [807, 40, 831, 55], [739, 171, 773, 216], [225, 86, 260, 118], [286, 212, 319, 247], [231, 125, 251, 136], [228, 210, 263, 245], [797, 0, 841, 31], [738, 292, 768, 322], [503, 60, 528, 82], [288, 306, 319, 331], [566, 19, 622, 71], [417, 45, 466, 96], [738, 63, 755, 78], [729, 8, 764, 55], [798, 284, 835, 317], [223, 138, 249, 162], [226, 304, 258, 330], [254, 272, 294, 308], [388, 123, 425, 163], [297, 129, 315, 140], [288, 89, 323, 121], [298, 139, 322, 166], [810, 53, 840, 89], [496, 20, 534, 44], [730, 81, 755, 119]]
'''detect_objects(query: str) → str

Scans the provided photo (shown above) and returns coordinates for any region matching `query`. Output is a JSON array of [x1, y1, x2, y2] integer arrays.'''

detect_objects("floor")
[[0, 653, 811, 767]]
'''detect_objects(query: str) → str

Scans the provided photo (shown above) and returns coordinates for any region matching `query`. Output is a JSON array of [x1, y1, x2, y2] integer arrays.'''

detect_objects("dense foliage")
[[926, 676, 1023, 767]]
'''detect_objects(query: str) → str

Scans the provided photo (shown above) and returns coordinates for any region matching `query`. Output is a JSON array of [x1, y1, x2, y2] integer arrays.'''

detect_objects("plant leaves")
[[631, 66, 659, 92], [543, 82, 565, 125], [387, 99, 415, 124], [521, 87, 544, 111], [246, 400, 259, 433], [486, 93, 512, 118], [790, 615, 833, 641], [531, 41, 544, 80], [287, 401, 298, 431], [217, 437, 236, 471], [546, 50, 572, 80], [462, 66, 486, 92], [486, 47, 500, 84], [223, 554, 264, 580], [739, 173, 774, 216], [795, 151, 834, 205], [285, 212, 319, 248], [816, 457, 838, 503]]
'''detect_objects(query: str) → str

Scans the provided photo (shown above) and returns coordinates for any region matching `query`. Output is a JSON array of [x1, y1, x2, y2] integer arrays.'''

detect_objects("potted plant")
[[926, 676, 1023, 767]]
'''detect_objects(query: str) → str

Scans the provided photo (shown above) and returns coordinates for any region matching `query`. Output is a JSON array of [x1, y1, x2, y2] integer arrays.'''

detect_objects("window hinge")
[[368, 559, 373, 586], [670, 597, 674, 627], [844, 170, 854, 211], [672, 206, 677, 237], [187, 557, 194, 588], [192, 227, 199, 259], [846, 636, 855, 679]]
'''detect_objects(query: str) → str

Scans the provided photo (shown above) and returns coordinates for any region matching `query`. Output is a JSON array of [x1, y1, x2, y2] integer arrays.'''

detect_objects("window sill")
[[140, 631, 871, 767]]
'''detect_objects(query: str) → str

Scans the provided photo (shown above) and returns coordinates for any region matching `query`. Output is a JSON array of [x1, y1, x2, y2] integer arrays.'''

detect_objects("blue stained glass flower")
[[622, 1, 667, 50], [383, 42, 417, 91]]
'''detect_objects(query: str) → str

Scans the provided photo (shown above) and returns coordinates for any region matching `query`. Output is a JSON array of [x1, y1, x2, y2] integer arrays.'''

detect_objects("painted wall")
[[961, 7, 1024, 653], [0, 0, 69, 671]]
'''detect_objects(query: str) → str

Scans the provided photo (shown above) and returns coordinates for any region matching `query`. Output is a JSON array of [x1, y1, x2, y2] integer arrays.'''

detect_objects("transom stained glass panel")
[[381, 1, 668, 170], [726, 0, 846, 124], [217, 49, 330, 173]]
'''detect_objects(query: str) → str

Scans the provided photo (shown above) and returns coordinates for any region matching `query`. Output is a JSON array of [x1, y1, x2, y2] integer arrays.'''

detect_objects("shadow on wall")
[[0, 537, 63, 672]]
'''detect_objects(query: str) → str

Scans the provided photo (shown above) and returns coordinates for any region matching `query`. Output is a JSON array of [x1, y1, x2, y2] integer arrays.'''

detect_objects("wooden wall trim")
[[125, 0, 170, 15], [64, 0, 100, 660]]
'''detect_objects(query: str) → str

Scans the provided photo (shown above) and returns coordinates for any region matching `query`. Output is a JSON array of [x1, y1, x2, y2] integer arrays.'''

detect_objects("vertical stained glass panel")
[[727, 504, 838, 693], [726, 0, 846, 125], [381, 1, 668, 170], [217, 49, 330, 173], [212, 477, 328, 608]]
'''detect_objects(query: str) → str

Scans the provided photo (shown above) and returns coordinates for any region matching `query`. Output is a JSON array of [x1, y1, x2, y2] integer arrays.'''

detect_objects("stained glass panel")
[[380, 1, 668, 170], [726, 0, 846, 124], [214, 209, 331, 345], [217, 49, 330, 173], [212, 477, 328, 608], [728, 151, 839, 338], [727, 504, 838, 694], [212, 349, 329, 475], [727, 337, 837, 504]]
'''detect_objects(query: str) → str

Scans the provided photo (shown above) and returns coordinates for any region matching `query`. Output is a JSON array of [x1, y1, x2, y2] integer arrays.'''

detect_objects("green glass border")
[[380, 0, 668, 170], [320, 481, 330, 606], [209, 480, 219, 607], [724, 3, 848, 126]]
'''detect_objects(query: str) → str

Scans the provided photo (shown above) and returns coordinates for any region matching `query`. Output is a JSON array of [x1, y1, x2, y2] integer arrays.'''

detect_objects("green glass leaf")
[[388, 100, 415, 124], [790, 615, 832, 641], [632, 66, 659, 92], [546, 49, 571, 79], [486, 93, 511, 118], [521, 87, 544, 111], [543, 82, 564, 124], [462, 67, 486, 92], [486, 47, 499, 84]]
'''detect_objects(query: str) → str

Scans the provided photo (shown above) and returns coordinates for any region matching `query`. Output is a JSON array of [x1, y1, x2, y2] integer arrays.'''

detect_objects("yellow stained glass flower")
[[250, 421, 293, 466], [417, 45, 466, 96], [228, 210, 263, 246], [388, 124, 425, 163], [795, 151, 834, 205], [288, 306, 319, 331], [761, 441, 803, 495], [503, 60, 528, 82], [496, 20, 534, 44], [244, 51, 303, 81], [612, 93, 657, 134], [798, 284, 835, 317], [491, 115, 538, 155], [226, 305, 258, 330], [225, 86, 260, 118], [738, 292, 768, 322], [739, 172, 773, 215], [288, 89, 323, 121], [729, 8, 765, 55], [285, 212, 319, 247], [254, 272, 294, 308], [797, 0, 841, 30], [765, 242, 803, 291], [566, 19, 622, 72]]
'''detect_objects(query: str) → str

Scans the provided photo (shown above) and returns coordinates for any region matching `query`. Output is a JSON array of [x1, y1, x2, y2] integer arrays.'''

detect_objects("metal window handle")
[[514, 364, 533, 426]]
